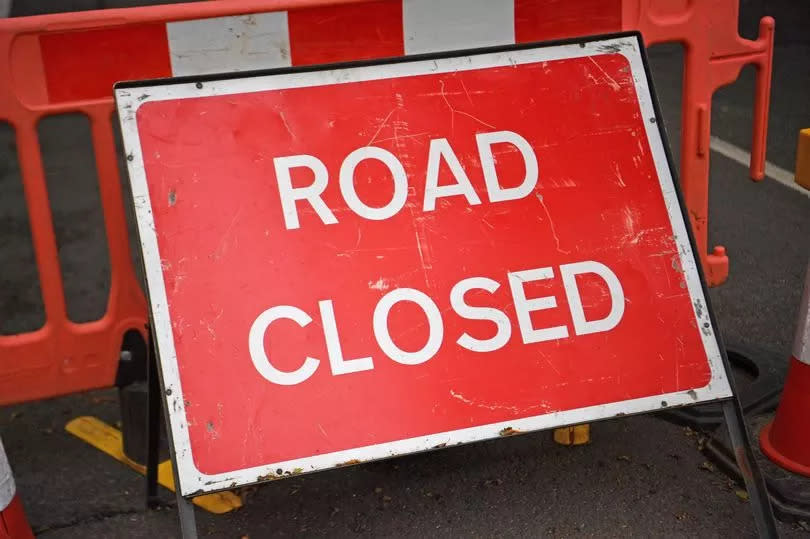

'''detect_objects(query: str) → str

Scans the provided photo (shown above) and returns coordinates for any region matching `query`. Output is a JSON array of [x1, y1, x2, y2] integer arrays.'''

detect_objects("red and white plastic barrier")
[[760, 261, 810, 477], [0, 438, 33, 539], [0, 0, 775, 405], [34, 1, 606, 103]]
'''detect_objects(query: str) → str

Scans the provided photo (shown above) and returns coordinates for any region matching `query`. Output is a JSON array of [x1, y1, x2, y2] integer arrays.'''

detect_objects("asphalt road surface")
[[1, 2, 809, 537]]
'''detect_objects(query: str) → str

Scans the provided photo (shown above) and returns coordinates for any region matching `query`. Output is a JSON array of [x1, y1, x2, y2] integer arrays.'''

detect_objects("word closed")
[[249, 261, 624, 385]]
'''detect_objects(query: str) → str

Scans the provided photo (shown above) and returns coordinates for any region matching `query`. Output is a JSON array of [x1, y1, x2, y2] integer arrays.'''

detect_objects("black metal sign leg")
[[145, 334, 161, 508], [145, 330, 199, 538], [146, 337, 161, 509], [175, 489, 198, 539], [721, 399, 777, 537]]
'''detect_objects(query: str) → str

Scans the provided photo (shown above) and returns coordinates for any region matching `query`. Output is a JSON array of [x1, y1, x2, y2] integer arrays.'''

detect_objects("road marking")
[[710, 136, 809, 197], [64, 416, 242, 514]]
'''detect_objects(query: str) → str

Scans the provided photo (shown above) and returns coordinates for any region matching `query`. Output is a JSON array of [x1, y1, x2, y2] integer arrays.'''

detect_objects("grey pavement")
[[1, 1, 809, 537]]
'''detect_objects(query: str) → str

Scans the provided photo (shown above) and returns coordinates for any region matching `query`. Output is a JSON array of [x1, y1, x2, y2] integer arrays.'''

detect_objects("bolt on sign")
[[117, 34, 733, 497]]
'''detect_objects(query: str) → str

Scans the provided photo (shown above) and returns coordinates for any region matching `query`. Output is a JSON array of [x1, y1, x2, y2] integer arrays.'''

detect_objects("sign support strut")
[[145, 335, 160, 509], [145, 333, 198, 538], [174, 475, 198, 538]]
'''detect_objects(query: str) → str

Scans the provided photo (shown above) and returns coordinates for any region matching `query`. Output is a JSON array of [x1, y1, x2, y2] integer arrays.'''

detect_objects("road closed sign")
[[117, 33, 732, 496]]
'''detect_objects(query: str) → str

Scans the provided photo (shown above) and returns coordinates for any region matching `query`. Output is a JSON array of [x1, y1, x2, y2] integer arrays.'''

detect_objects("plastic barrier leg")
[[0, 438, 34, 539]]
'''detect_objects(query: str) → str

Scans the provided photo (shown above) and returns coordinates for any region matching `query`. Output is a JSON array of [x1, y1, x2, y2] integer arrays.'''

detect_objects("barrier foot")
[[705, 413, 810, 523], [65, 416, 242, 515], [706, 246, 729, 288], [553, 424, 590, 446]]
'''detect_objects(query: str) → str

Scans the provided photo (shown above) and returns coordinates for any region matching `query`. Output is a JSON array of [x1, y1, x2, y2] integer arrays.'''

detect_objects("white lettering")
[[319, 300, 374, 375], [560, 261, 625, 335], [423, 138, 482, 211], [273, 154, 337, 230], [339, 146, 408, 221], [373, 288, 443, 365], [476, 130, 539, 203], [507, 268, 568, 344], [450, 277, 511, 352], [248, 305, 320, 385]]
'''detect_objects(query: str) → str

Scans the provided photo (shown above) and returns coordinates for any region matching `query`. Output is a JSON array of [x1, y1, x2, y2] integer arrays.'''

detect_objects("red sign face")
[[117, 35, 730, 495]]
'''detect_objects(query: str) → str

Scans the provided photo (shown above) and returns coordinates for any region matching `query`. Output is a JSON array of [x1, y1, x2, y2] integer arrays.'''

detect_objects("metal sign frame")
[[115, 32, 776, 537]]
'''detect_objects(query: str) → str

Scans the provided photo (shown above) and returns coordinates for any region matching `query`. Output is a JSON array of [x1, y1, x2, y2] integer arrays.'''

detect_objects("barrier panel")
[[0, 0, 775, 405]]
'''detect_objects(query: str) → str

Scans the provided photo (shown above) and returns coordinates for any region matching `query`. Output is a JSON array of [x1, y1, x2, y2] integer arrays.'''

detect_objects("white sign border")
[[116, 34, 733, 496]]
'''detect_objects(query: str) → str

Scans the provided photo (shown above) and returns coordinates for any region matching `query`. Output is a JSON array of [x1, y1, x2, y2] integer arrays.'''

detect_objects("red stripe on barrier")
[[514, 0, 622, 43], [288, 0, 403, 66], [39, 24, 172, 103]]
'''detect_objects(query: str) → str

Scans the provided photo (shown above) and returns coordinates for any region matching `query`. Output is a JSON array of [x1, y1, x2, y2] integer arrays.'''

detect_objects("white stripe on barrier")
[[402, 0, 515, 55], [167, 12, 292, 77], [0, 438, 15, 511], [794, 262, 810, 365]]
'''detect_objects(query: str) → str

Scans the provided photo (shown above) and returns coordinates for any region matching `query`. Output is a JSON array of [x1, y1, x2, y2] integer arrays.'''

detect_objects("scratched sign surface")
[[117, 35, 732, 496]]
